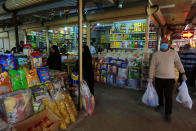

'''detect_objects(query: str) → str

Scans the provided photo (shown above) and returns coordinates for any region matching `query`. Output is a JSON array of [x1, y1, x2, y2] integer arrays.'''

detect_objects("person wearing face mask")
[[149, 37, 186, 123]]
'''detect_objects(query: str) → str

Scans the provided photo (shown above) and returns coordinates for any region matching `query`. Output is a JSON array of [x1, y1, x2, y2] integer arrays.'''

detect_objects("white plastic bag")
[[81, 80, 95, 115], [117, 68, 128, 79], [176, 82, 193, 109], [142, 82, 159, 107]]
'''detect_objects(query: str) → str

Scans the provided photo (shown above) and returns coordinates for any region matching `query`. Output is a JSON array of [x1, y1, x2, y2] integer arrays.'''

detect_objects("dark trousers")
[[155, 77, 175, 115]]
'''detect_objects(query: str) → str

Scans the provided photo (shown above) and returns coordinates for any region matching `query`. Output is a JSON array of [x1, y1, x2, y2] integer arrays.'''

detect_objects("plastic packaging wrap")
[[0, 72, 13, 95], [176, 82, 193, 109], [71, 72, 79, 86], [37, 67, 50, 83], [0, 89, 33, 124], [116, 77, 127, 87], [31, 84, 48, 113], [25, 68, 40, 87], [0, 54, 16, 72], [16, 55, 28, 68], [142, 82, 159, 107], [31, 52, 42, 68], [81, 80, 95, 115], [0, 118, 10, 131], [9, 69, 28, 91], [128, 67, 140, 79], [117, 68, 128, 79], [107, 74, 115, 85], [23, 44, 32, 56]]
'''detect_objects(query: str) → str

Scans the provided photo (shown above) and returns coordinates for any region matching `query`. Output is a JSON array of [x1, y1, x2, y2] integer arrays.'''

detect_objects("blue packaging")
[[116, 77, 127, 87], [36, 66, 50, 83], [107, 74, 115, 85], [0, 54, 16, 72]]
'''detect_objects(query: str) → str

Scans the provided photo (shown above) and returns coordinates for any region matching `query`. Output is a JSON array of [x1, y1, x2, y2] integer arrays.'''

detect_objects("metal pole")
[[46, 28, 50, 55], [87, 23, 91, 48], [24, 30, 27, 44], [78, 0, 83, 110], [144, 2, 150, 62], [14, 12, 19, 52]]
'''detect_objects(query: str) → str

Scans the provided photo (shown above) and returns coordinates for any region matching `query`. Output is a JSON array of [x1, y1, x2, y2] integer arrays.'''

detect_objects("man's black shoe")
[[164, 115, 171, 123]]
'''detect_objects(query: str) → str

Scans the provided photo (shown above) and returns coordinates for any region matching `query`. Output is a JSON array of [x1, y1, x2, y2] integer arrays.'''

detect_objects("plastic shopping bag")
[[176, 82, 193, 109], [142, 82, 159, 107], [81, 80, 95, 115]]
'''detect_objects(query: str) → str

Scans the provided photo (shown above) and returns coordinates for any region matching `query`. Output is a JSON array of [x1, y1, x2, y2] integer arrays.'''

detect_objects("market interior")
[[0, 0, 195, 131]]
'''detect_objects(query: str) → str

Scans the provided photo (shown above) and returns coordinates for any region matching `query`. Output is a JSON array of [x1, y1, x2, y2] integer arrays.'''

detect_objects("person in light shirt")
[[149, 37, 187, 123], [90, 43, 96, 55]]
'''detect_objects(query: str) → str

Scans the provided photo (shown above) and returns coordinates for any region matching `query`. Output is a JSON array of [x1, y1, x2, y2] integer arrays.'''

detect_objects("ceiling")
[[0, 0, 195, 39], [151, 0, 194, 25], [151, 0, 196, 39]]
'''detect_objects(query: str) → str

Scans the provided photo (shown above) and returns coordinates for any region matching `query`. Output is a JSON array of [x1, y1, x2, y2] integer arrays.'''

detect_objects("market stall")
[[0, 49, 82, 130], [92, 19, 158, 90]]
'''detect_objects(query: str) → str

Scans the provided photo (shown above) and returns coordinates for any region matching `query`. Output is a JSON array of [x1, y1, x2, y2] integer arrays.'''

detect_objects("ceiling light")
[[160, 4, 175, 9], [97, 23, 100, 26]]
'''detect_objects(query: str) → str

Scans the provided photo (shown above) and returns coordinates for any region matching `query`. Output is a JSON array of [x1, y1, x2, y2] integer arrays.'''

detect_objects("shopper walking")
[[83, 44, 94, 95], [180, 44, 196, 89], [47, 45, 62, 71], [149, 37, 186, 123]]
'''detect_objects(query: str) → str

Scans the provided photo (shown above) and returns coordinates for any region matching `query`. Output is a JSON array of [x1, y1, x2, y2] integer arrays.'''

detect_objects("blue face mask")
[[160, 43, 169, 50]]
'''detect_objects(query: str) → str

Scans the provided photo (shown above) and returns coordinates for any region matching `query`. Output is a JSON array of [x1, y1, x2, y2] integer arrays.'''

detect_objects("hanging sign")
[[181, 31, 194, 39]]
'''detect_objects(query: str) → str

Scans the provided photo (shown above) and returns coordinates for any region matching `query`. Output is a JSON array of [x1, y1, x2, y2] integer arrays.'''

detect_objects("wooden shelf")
[[111, 32, 156, 34], [110, 40, 157, 42]]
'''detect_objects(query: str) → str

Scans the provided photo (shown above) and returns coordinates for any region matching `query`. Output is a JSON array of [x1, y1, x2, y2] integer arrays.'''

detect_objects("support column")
[[87, 23, 91, 48], [46, 28, 50, 55], [78, 0, 83, 110], [144, 11, 150, 62], [24, 30, 27, 44], [14, 12, 19, 52]]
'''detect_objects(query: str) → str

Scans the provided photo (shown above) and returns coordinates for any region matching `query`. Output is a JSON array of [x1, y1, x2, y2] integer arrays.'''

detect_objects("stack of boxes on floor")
[[0, 47, 78, 131], [93, 50, 143, 90]]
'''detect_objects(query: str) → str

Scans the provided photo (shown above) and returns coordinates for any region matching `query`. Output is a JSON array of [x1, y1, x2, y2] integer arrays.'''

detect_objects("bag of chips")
[[0, 72, 13, 95], [0, 89, 33, 124], [37, 67, 50, 83], [0, 54, 16, 72], [31, 84, 48, 113], [15, 55, 28, 69], [23, 44, 32, 56], [9, 69, 28, 91], [30, 52, 42, 68], [25, 68, 40, 87]]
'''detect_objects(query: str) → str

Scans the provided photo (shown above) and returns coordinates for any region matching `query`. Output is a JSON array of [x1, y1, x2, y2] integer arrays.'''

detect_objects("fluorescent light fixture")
[[97, 23, 100, 26], [160, 4, 175, 9]]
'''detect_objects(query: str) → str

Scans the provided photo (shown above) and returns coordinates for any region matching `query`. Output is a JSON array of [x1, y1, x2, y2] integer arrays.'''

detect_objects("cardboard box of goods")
[[13, 110, 60, 131]]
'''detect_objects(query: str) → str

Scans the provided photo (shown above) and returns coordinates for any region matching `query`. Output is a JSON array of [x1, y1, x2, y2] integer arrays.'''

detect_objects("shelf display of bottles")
[[82, 28, 87, 42], [110, 20, 157, 49]]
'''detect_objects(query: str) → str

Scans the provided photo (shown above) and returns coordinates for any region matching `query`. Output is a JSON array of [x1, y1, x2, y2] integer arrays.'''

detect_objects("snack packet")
[[9, 69, 28, 91], [31, 52, 42, 68], [31, 84, 48, 113], [37, 67, 50, 83], [0, 89, 33, 124], [25, 68, 40, 87], [0, 72, 13, 95], [0, 54, 16, 72]]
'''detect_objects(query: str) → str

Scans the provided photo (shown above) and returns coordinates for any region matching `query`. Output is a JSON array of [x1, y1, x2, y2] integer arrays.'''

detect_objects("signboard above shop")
[[181, 30, 194, 39]]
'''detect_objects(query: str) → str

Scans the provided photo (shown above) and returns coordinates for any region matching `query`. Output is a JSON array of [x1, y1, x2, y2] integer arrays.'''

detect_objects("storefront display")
[[0, 51, 80, 130], [92, 19, 158, 90]]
